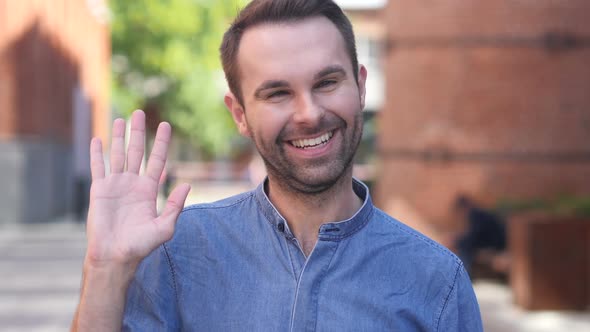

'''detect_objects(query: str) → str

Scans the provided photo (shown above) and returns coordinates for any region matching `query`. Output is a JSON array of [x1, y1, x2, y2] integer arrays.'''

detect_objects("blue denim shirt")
[[123, 179, 482, 331]]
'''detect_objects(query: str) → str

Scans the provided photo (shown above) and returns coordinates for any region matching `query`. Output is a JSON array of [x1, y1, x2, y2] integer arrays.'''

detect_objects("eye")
[[267, 90, 290, 99], [315, 79, 338, 90]]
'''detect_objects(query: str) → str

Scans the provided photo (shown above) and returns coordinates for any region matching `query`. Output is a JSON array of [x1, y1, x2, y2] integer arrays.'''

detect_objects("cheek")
[[248, 106, 291, 141], [323, 87, 361, 117]]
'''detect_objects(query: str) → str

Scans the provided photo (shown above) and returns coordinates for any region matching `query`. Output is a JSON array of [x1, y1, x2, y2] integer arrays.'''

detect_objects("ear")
[[224, 92, 251, 137], [357, 65, 368, 110]]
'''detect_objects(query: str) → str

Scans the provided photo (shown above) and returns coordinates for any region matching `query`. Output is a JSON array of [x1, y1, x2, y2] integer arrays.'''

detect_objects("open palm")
[[85, 110, 190, 268]]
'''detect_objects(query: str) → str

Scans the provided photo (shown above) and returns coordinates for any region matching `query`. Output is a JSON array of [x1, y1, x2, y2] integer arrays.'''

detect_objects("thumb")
[[156, 183, 191, 242]]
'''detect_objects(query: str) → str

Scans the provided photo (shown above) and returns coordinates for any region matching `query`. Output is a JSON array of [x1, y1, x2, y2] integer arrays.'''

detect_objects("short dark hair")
[[455, 194, 476, 211], [220, 0, 359, 106]]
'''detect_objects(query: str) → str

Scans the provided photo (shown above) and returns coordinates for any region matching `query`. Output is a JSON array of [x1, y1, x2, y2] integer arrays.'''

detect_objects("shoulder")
[[370, 207, 462, 267], [168, 190, 258, 242], [178, 190, 256, 222], [364, 207, 466, 289], [367, 209, 481, 330], [182, 190, 256, 213]]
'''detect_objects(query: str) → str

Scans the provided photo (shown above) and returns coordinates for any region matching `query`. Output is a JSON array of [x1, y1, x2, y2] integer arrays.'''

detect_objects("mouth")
[[289, 131, 335, 150]]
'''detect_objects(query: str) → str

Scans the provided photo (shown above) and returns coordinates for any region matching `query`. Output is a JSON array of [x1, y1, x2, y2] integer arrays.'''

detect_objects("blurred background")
[[1, 0, 589, 331]]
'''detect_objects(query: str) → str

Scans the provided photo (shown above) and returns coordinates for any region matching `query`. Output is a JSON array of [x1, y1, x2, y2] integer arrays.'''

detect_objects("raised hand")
[[71, 110, 190, 331], [85, 110, 191, 269]]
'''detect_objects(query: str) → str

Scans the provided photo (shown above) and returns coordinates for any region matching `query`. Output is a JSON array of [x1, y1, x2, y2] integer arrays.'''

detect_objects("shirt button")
[[277, 223, 285, 232]]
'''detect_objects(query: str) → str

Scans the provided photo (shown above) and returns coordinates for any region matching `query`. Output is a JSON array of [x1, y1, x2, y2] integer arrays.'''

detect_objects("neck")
[[266, 170, 363, 256]]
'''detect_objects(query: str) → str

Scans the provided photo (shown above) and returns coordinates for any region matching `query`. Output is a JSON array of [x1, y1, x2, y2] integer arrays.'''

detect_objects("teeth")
[[291, 131, 333, 149]]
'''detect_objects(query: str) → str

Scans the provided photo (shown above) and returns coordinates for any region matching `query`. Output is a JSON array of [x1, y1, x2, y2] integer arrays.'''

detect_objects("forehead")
[[237, 17, 352, 93]]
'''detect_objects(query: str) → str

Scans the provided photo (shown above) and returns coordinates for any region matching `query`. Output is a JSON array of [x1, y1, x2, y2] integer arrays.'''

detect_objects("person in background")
[[454, 194, 508, 277]]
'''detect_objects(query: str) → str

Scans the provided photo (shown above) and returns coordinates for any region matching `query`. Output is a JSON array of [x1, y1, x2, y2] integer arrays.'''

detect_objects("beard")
[[251, 111, 363, 195]]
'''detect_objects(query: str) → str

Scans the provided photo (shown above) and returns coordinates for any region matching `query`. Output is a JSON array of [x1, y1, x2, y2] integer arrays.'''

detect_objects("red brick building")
[[0, 0, 110, 223], [376, 1, 590, 242]]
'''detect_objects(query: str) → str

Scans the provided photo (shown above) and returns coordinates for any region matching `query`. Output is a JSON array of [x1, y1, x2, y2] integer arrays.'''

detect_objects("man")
[[72, 0, 483, 331]]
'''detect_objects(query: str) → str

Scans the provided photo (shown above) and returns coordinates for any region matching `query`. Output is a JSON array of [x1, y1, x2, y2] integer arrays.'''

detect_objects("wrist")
[[82, 256, 139, 286], [74, 258, 135, 332]]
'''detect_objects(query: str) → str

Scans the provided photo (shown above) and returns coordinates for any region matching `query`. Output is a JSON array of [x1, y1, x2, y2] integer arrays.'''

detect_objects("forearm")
[[71, 261, 137, 332]]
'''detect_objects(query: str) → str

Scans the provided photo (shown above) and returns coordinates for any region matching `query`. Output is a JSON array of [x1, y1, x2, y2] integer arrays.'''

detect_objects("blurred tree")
[[110, 0, 245, 158]]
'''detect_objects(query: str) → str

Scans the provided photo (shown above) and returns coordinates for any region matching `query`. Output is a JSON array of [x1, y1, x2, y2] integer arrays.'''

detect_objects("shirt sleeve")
[[436, 263, 484, 332], [122, 244, 180, 331]]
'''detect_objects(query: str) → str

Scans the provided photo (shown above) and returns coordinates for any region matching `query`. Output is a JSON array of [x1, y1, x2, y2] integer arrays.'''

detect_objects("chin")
[[283, 164, 352, 195]]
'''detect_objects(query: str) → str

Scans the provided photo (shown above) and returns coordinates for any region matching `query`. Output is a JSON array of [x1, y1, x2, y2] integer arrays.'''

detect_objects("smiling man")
[[71, 0, 483, 331], [223, 13, 367, 256]]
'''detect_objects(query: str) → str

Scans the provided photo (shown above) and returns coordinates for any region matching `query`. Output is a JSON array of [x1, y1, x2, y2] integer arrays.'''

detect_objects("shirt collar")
[[254, 177, 374, 241]]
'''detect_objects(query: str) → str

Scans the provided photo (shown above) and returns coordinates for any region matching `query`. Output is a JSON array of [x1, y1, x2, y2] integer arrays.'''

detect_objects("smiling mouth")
[[289, 131, 334, 149]]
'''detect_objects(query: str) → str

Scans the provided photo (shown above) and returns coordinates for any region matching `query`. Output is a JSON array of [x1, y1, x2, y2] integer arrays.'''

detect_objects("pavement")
[[0, 219, 86, 332], [1, 182, 589, 331]]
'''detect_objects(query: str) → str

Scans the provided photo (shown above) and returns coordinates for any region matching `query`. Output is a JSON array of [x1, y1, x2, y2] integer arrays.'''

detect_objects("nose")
[[292, 93, 324, 126]]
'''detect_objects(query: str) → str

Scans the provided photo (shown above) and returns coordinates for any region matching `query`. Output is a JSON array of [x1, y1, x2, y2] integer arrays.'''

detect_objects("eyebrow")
[[314, 65, 347, 80]]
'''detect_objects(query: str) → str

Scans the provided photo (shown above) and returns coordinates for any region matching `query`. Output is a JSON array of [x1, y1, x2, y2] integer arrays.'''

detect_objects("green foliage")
[[496, 195, 590, 217], [109, 0, 244, 157]]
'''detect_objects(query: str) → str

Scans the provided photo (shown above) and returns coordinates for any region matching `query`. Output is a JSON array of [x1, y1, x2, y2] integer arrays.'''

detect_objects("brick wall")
[[0, 0, 109, 223], [0, 0, 109, 143], [376, 0, 590, 241]]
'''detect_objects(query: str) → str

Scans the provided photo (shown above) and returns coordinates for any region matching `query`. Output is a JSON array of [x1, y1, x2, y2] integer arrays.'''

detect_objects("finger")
[[90, 137, 105, 180], [110, 118, 126, 174], [156, 183, 191, 241], [145, 122, 171, 182], [126, 110, 146, 174], [159, 164, 168, 185]]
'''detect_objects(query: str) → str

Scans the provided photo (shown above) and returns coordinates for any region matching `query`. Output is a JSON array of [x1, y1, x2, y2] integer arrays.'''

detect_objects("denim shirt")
[[123, 179, 483, 331]]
